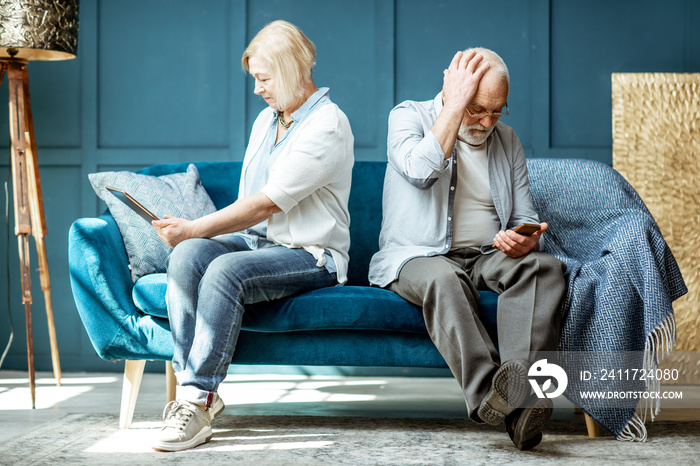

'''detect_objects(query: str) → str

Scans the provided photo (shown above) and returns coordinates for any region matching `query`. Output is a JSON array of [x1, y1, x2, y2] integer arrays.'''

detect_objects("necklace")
[[279, 112, 293, 129]]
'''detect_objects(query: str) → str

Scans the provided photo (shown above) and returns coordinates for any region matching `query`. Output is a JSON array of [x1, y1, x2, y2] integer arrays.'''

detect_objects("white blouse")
[[239, 88, 355, 284]]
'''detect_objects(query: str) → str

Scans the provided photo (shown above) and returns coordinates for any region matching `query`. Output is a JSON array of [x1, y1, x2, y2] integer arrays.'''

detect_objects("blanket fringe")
[[642, 312, 677, 421], [618, 312, 677, 442], [617, 413, 647, 442]]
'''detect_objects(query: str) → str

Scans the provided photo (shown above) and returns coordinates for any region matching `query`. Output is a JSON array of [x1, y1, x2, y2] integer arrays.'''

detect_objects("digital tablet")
[[105, 186, 159, 223]]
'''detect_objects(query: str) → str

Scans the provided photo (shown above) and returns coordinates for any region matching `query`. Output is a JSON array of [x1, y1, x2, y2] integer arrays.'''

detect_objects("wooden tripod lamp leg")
[[21, 65, 61, 386], [5, 60, 62, 402], [17, 234, 36, 409], [23, 131, 61, 386], [8, 62, 36, 407]]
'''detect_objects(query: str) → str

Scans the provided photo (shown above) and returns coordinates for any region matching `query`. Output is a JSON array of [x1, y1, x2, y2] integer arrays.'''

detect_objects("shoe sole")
[[478, 360, 530, 426], [152, 426, 213, 452], [511, 398, 553, 451]]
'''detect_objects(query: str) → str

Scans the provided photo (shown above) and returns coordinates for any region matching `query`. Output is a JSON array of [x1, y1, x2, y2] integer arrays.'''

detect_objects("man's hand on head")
[[431, 50, 492, 160], [442, 50, 490, 114], [492, 223, 548, 258]]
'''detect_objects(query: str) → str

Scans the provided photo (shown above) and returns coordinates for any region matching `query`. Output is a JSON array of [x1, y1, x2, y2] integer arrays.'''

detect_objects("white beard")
[[458, 123, 494, 147]]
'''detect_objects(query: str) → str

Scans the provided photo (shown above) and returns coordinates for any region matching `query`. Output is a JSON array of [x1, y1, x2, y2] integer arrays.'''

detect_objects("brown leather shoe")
[[505, 395, 553, 451]]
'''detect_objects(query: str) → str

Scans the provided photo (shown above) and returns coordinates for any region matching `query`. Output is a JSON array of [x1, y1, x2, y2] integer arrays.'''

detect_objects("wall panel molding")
[[243, 0, 394, 160], [97, 0, 232, 149], [549, 0, 695, 162]]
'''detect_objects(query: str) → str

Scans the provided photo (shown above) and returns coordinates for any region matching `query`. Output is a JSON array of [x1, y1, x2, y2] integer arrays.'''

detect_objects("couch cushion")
[[137, 161, 241, 210], [346, 162, 386, 286], [245, 286, 429, 333], [132, 274, 169, 318], [133, 274, 499, 338], [89, 164, 217, 282]]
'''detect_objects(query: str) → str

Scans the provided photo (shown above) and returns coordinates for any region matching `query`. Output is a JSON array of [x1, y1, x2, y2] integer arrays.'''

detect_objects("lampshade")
[[0, 0, 79, 61]]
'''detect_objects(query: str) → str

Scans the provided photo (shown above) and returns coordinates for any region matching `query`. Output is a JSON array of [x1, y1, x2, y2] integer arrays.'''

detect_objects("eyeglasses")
[[465, 103, 509, 119]]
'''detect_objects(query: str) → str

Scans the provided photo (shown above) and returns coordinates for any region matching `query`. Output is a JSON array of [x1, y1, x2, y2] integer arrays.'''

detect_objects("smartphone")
[[512, 223, 541, 236], [491, 223, 541, 249]]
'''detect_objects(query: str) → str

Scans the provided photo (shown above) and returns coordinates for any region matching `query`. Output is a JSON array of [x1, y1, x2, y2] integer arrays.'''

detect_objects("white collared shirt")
[[369, 92, 540, 287], [238, 88, 355, 284]]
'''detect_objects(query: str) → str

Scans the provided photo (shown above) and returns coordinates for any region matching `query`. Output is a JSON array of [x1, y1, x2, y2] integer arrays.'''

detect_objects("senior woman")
[[151, 20, 354, 452]]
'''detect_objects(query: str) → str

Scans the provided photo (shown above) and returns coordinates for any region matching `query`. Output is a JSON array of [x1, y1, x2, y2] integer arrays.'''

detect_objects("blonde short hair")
[[242, 20, 316, 110]]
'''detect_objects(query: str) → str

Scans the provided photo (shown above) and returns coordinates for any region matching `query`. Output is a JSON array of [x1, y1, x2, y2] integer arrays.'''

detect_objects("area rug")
[[1, 414, 699, 465]]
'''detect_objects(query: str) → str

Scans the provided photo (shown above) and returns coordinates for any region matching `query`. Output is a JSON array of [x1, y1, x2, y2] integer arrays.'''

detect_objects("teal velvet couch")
[[75, 159, 682, 437], [70, 158, 688, 439], [69, 160, 501, 429]]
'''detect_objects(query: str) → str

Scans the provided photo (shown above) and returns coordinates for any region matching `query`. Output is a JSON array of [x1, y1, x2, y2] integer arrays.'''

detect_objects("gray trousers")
[[389, 248, 566, 420]]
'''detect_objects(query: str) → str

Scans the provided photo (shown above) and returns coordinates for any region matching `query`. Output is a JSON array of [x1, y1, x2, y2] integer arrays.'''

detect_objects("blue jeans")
[[166, 233, 337, 406]]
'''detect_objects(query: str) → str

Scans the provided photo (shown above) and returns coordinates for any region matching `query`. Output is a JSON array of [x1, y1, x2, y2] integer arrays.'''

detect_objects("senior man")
[[369, 48, 566, 450]]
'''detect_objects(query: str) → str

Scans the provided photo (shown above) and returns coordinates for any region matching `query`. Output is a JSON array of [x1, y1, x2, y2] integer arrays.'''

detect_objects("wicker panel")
[[612, 73, 700, 380]]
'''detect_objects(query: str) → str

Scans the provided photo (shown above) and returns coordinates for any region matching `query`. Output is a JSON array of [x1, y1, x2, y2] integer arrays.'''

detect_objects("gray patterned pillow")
[[89, 164, 217, 282]]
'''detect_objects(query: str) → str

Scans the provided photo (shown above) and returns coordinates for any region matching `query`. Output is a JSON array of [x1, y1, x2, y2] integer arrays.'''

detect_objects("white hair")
[[464, 47, 509, 88]]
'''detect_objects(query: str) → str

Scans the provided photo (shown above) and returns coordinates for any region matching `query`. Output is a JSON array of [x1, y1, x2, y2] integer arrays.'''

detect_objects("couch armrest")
[[69, 214, 173, 361]]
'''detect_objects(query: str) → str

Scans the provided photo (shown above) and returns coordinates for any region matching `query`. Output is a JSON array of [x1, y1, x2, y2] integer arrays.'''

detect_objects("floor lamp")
[[0, 0, 79, 407]]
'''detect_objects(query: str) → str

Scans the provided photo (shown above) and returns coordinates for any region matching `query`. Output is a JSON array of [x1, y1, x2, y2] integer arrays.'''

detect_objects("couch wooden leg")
[[119, 359, 146, 429], [585, 414, 600, 438], [166, 360, 176, 403]]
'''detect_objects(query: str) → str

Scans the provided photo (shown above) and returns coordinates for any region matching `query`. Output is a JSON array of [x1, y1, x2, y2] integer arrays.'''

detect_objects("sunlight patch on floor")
[[83, 425, 335, 454], [0, 376, 119, 385], [215, 432, 333, 441], [217, 378, 384, 405], [0, 375, 119, 410], [0, 385, 93, 410], [206, 440, 335, 452], [83, 427, 157, 453]]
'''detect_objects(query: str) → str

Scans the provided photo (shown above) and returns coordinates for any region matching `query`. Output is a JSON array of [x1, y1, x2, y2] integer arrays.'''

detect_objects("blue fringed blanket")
[[527, 158, 687, 441]]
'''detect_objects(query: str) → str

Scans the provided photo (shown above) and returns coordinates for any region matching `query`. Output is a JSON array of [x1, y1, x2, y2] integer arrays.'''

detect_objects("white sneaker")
[[152, 400, 212, 452], [209, 393, 225, 420]]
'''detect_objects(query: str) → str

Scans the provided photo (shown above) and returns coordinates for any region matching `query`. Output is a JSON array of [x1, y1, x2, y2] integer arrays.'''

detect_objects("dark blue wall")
[[1, 0, 698, 372]]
